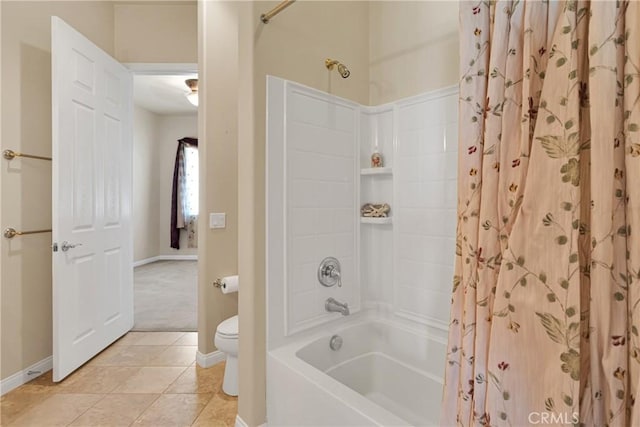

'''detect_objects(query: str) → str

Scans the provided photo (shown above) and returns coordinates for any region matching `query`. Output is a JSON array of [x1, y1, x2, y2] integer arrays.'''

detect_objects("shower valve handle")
[[318, 257, 342, 287]]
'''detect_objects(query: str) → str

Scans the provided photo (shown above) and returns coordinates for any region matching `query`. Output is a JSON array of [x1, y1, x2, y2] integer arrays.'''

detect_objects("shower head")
[[337, 63, 350, 78], [325, 58, 350, 79]]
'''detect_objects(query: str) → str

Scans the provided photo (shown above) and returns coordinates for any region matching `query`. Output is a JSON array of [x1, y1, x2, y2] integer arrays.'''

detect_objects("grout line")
[[5, 393, 57, 425], [189, 392, 216, 426], [3, 333, 218, 426], [62, 392, 108, 427], [169, 332, 187, 346], [159, 366, 190, 395], [130, 393, 163, 426]]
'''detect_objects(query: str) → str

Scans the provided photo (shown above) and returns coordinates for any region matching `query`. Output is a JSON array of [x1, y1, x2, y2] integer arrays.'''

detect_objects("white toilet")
[[214, 315, 239, 396]]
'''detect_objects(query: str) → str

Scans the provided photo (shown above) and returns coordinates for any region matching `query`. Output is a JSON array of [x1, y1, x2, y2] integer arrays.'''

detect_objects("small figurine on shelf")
[[371, 151, 383, 168], [361, 203, 391, 218]]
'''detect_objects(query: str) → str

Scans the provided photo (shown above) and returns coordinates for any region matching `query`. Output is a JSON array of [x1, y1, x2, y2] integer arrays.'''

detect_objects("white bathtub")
[[267, 318, 445, 426]]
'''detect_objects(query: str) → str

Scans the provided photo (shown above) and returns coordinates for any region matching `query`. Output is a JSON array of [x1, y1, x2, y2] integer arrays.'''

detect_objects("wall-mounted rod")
[[260, 0, 296, 24], [4, 227, 52, 239], [3, 149, 52, 161]]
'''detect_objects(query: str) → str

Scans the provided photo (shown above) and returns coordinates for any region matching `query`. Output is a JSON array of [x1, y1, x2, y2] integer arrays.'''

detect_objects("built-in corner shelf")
[[360, 217, 392, 225], [360, 167, 392, 176]]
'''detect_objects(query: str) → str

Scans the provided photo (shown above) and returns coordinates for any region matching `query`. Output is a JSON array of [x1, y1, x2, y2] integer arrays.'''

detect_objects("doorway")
[[129, 65, 199, 332]]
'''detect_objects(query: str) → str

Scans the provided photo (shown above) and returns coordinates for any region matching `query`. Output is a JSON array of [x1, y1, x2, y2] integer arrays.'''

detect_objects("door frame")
[[125, 63, 197, 75], [127, 62, 200, 336]]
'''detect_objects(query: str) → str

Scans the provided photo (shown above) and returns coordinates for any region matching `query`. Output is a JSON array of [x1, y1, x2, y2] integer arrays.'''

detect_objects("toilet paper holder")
[[213, 276, 239, 294]]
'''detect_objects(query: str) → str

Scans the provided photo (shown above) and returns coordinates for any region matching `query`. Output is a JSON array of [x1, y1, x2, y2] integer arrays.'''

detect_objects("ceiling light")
[[185, 79, 198, 107]]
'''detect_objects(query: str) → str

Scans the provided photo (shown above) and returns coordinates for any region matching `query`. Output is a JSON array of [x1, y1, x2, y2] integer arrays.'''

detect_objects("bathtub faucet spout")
[[325, 297, 350, 316]]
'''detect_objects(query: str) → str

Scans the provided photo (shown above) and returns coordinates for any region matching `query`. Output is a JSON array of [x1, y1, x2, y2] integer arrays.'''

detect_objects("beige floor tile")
[[191, 393, 238, 427], [69, 394, 159, 427], [133, 332, 185, 346], [132, 393, 212, 426], [57, 366, 141, 394], [112, 367, 187, 394], [90, 345, 168, 367], [22, 371, 55, 387], [1, 390, 54, 425], [173, 332, 198, 346], [164, 363, 225, 394], [148, 346, 197, 367], [112, 332, 148, 346], [7, 393, 103, 426], [10, 371, 61, 395], [1, 335, 238, 426], [86, 343, 127, 366]]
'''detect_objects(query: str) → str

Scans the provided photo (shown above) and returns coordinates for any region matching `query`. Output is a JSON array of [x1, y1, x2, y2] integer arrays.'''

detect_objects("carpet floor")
[[133, 260, 197, 332]]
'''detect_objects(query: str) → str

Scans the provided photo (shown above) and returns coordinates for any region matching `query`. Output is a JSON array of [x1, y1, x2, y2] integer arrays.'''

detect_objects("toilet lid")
[[217, 315, 238, 337]]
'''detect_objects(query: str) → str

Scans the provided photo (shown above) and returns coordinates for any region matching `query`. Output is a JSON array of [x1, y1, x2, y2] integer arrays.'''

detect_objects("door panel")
[[52, 17, 133, 382], [104, 115, 122, 226], [72, 103, 97, 230]]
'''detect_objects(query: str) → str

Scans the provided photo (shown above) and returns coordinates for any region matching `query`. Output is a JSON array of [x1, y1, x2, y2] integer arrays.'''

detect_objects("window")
[[171, 138, 199, 250], [183, 144, 199, 216]]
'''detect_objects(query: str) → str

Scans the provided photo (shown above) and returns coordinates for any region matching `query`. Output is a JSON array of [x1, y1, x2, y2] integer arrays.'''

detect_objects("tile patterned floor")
[[0, 332, 237, 426]]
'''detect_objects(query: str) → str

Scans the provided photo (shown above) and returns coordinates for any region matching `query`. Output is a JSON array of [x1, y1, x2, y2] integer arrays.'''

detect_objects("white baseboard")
[[235, 415, 266, 427], [196, 350, 226, 368], [133, 254, 198, 267], [160, 254, 198, 261], [0, 356, 53, 396], [133, 256, 161, 267]]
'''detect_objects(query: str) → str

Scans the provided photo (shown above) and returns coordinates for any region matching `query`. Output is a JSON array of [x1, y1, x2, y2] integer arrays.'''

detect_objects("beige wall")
[[0, 0, 199, 382], [133, 105, 161, 262], [132, 111, 198, 262], [237, 2, 258, 425], [197, 0, 239, 359], [369, 1, 459, 105], [254, 1, 370, 106], [158, 114, 198, 256], [0, 1, 115, 380], [114, 2, 197, 63]]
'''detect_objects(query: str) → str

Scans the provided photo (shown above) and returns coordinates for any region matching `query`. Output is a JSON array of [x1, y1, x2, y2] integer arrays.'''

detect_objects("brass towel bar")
[[3, 149, 52, 161], [4, 227, 52, 239], [260, 0, 296, 24], [3, 151, 52, 238]]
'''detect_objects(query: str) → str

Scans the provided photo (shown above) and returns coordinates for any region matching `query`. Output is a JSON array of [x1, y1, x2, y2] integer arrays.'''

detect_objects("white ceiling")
[[133, 74, 198, 115]]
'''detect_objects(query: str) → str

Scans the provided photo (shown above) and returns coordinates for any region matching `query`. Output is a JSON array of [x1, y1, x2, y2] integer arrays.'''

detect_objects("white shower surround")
[[266, 76, 457, 426]]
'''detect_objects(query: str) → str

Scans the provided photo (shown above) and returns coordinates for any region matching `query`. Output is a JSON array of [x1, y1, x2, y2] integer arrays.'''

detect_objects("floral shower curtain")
[[443, 1, 640, 425]]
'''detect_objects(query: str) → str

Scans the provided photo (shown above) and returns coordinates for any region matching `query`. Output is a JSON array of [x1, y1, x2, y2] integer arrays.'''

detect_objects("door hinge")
[[52, 242, 58, 252]]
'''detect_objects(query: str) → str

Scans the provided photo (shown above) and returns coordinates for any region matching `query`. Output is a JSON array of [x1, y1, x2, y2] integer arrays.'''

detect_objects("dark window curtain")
[[171, 137, 198, 249]]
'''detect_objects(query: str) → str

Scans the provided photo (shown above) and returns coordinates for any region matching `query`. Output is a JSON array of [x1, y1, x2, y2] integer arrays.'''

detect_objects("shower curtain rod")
[[260, 0, 296, 24]]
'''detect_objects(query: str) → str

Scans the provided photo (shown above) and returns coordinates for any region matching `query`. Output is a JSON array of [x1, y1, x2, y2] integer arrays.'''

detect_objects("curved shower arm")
[[325, 58, 351, 78]]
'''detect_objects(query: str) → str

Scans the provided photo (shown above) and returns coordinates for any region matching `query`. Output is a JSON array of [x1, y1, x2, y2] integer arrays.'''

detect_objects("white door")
[[51, 17, 133, 382]]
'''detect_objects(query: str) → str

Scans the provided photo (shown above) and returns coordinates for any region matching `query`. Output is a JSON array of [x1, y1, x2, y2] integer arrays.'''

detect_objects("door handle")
[[60, 241, 82, 252]]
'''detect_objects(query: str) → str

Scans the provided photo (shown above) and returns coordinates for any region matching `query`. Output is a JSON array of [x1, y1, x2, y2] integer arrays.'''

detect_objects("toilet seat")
[[216, 315, 238, 338], [215, 315, 239, 396]]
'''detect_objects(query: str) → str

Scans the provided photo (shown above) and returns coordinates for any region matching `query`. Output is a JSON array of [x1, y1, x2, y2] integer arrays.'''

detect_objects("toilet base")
[[222, 354, 238, 396]]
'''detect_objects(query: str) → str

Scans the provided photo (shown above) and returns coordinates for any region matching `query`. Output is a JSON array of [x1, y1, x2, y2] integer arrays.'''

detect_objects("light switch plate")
[[209, 213, 226, 229]]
